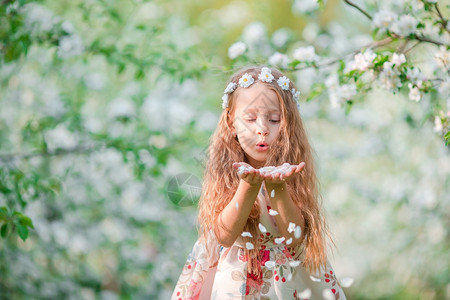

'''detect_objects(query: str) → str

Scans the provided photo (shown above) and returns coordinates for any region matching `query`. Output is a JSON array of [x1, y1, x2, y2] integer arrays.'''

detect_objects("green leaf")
[[1, 223, 8, 238], [16, 224, 29, 241]]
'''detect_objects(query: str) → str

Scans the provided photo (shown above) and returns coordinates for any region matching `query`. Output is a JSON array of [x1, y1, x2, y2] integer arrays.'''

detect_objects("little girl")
[[172, 66, 346, 299]]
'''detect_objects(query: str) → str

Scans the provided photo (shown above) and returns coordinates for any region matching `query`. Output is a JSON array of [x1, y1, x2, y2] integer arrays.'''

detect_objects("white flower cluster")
[[373, 11, 418, 37], [325, 74, 357, 108], [221, 68, 301, 110], [378, 53, 408, 92], [351, 49, 376, 71]]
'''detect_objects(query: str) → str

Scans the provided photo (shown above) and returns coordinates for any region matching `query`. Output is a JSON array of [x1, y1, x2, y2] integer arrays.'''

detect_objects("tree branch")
[[435, 3, 450, 34], [343, 0, 372, 20]]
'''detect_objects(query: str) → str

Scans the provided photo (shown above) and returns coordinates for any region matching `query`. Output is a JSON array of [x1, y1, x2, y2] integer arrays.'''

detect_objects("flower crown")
[[221, 67, 301, 110]]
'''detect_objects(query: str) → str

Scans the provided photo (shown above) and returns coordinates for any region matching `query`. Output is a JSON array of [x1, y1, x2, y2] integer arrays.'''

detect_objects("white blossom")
[[245, 242, 254, 250], [224, 82, 237, 94], [292, 0, 319, 14], [351, 49, 376, 71], [433, 116, 443, 133], [108, 98, 136, 119], [390, 14, 418, 36], [391, 53, 406, 66], [292, 45, 319, 62], [272, 28, 290, 47], [242, 22, 267, 45], [265, 261, 276, 268], [408, 83, 421, 102], [258, 67, 274, 83], [221, 94, 229, 109], [372, 10, 397, 32], [268, 52, 290, 68], [286, 237, 293, 245], [277, 76, 290, 90], [44, 124, 79, 152], [228, 41, 247, 59], [241, 232, 253, 238], [57, 34, 84, 59], [238, 73, 254, 88], [434, 46, 450, 72]]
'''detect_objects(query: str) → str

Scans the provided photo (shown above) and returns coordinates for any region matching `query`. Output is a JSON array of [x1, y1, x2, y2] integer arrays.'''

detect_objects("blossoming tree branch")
[[228, 0, 449, 145]]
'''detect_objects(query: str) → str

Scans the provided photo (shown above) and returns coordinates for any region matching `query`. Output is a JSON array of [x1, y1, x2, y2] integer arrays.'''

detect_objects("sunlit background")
[[0, 0, 449, 299]]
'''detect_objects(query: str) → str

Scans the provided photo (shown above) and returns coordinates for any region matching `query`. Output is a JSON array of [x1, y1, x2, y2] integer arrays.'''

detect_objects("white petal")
[[341, 277, 354, 288], [241, 231, 253, 238], [294, 226, 302, 239], [245, 242, 254, 250], [289, 260, 301, 267], [265, 261, 276, 268], [288, 222, 296, 233], [270, 189, 275, 197], [322, 288, 334, 300], [286, 237, 293, 245], [310, 275, 321, 282], [235, 202, 239, 210], [299, 288, 311, 298], [269, 209, 279, 216], [287, 273, 293, 281], [274, 237, 285, 244], [258, 223, 267, 233]]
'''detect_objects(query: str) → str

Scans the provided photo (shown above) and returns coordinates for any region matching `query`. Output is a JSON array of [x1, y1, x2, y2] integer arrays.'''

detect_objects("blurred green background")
[[0, 0, 449, 299]]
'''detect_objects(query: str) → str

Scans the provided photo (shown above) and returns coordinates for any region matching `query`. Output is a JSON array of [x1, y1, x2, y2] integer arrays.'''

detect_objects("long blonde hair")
[[197, 66, 330, 274]]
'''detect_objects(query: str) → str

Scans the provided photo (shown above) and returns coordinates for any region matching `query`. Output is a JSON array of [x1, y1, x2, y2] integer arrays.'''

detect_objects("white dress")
[[172, 184, 346, 300]]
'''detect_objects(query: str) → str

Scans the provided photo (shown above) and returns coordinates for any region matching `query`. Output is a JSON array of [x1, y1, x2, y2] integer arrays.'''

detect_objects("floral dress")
[[172, 184, 346, 300]]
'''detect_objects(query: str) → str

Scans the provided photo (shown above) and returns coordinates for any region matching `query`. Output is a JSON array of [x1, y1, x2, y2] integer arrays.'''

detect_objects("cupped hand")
[[262, 162, 306, 185], [232, 162, 264, 186]]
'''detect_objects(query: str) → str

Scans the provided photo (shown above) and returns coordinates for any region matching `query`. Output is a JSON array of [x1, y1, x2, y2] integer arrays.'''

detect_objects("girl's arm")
[[264, 163, 306, 247], [214, 167, 263, 248]]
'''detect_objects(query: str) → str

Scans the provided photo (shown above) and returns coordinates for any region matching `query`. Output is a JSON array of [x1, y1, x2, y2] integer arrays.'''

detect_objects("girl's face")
[[229, 82, 281, 168]]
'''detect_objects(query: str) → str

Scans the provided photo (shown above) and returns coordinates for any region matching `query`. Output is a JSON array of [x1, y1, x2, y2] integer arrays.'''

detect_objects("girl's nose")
[[257, 121, 269, 136]]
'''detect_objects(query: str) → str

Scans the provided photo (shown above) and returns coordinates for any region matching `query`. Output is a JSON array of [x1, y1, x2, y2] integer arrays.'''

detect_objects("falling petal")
[[310, 275, 321, 282], [269, 209, 279, 216], [271, 189, 275, 197], [299, 288, 311, 298], [289, 260, 300, 267], [287, 273, 293, 281], [274, 237, 285, 244], [265, 261, 276, 268], [286, 237, 293, 245], [322, 288, 334, 300], [341, 277, 354, 288], [246, 242, 254, 250], [288, 222, 296, 233], [258, 223, 267, 233], [294, 226, 302, 239], [235, 202, 239, 210], [241, 232, 253, 238]]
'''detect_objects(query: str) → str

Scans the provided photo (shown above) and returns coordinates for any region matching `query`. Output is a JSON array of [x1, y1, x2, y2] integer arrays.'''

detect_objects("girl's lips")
[[256, 144, 269, 152]]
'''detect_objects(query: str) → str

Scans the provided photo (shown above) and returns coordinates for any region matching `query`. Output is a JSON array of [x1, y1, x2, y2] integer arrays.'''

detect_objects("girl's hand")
[[232, 162, 264, 187], [263, 162, 305, 186]]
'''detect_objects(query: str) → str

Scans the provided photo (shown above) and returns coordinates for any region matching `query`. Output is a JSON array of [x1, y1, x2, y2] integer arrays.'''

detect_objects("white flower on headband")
[[258, 67, 274, 82], [277, 76, 290, 90], [291, 88, 300, 101], [222, 94, 229, 109], [224, 82, 237, 94], [239, 73, 254, 88]]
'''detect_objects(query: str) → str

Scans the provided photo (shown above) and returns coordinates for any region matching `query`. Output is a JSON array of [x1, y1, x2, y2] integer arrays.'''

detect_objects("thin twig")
[[343, 0, 372, 20], [413, 34, 447, 47], [404, 41, 421, 54], [435, 3, 450, 34]]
